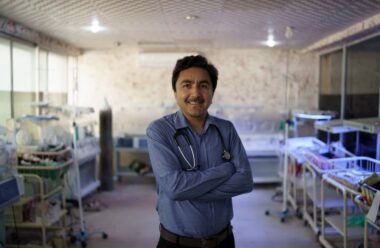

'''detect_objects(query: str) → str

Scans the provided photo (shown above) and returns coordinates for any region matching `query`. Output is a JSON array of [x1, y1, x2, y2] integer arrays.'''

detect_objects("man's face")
[[174, 67, 214, 122]]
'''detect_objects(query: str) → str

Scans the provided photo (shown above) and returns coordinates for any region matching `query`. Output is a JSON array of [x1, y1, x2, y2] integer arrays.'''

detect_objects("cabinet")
[[5, 148, 72, 248], [66, 120, 100, 199]]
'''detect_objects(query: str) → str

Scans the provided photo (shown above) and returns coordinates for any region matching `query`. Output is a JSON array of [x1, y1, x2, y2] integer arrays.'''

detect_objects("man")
[[147, 55, 253, 248]]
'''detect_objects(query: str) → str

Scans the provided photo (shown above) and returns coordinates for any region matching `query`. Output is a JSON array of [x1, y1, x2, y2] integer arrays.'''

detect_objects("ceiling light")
[[185, 15, 198, 20], [82, 17, 107, 33], [265, 35, 276, 47], [91, 19, 100, 33]]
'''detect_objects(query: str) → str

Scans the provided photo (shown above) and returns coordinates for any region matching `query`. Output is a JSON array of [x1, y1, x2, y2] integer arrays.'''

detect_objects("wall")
[[76, 48, 318, 135]]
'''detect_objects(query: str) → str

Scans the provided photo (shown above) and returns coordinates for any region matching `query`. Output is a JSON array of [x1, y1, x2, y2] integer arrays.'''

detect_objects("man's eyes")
[[200, 83, 209, 89], [181, 81, 210, 89]]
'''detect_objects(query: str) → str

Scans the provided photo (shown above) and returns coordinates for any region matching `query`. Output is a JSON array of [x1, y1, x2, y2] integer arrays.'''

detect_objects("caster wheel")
[[281, 217, 285, 223], [316, 231, 321, 242], [102, 233, 108, 239], [265, 210, 270, 216], [296, 209, 302, 219], [81, 241, 87, 248]]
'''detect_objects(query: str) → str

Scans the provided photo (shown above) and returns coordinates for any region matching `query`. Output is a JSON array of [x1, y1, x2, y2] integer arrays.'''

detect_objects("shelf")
[[43, 186, 62, 200], [315, 120, 357, 134], [80, 180, 100, 198], [115, 147, 148, 153], [17, 159, 73, 171], [252, 176, 281, 184], [325, 214, 364, 237], [16, 147, 71, 157], [292, 110, 336, 120], [77, 149, 99, 164], [306, 188, 346, 209], [344, 118, 380, 134], [5, 209, 66, 228], [117, 167, 154, 177]]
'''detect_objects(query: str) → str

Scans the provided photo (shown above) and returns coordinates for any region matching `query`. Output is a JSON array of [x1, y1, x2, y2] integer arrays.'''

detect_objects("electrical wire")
[[11, 205, 20, 248]]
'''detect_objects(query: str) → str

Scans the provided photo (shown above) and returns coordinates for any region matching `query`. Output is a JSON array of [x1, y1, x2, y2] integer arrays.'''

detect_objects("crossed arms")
[[147, 122, 253, 201]]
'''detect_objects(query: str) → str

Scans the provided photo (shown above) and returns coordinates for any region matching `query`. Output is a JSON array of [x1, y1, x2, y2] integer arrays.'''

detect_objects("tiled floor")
[[69, 182, 322, 248]]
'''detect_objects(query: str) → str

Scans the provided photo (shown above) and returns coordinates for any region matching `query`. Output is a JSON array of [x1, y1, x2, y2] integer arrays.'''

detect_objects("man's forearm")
[[195, 170, 253, 201], [158, 162, 236, 201]]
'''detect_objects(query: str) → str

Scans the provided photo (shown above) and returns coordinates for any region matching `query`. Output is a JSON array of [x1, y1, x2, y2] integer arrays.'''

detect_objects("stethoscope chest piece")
[[222, 150, 231, 161]]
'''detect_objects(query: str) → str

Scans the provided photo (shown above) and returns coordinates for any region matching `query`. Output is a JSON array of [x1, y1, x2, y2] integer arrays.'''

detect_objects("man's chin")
[[187, 111, 206, 119]]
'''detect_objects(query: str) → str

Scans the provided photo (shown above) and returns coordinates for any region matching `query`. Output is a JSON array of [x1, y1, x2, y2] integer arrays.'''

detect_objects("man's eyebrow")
[[180, 79, 193, 84], [198, 80, 210, 84]]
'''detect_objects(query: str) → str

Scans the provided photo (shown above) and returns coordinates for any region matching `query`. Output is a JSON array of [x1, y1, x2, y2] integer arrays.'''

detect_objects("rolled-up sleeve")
[[197, 124, 253, 201], [147, 122, 235, 201]]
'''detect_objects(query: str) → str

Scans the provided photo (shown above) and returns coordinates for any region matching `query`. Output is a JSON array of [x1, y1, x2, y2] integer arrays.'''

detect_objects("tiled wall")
[[76, 48, 318, 135]]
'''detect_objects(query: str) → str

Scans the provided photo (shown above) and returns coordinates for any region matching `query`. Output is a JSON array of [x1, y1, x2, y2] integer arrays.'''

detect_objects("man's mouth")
[[186, 98, 204, 105]]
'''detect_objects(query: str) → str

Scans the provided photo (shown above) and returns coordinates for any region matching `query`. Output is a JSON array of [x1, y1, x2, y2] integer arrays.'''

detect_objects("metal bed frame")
[[319, 157, 380, 248], [302, 145, 355, 238]]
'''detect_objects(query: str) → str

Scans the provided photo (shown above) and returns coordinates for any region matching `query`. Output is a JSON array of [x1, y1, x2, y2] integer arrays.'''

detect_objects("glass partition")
[[319, 49, 343, 116], [344, 35, 380, 158], [318, 49, 343, 143], [345, 35, 380, 119]]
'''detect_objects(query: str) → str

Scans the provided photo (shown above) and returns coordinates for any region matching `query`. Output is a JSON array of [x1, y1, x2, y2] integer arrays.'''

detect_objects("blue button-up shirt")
[[146, 111, 253, 238]]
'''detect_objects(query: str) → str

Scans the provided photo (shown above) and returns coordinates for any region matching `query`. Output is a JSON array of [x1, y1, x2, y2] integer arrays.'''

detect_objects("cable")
[[11, 205, 20, 248]]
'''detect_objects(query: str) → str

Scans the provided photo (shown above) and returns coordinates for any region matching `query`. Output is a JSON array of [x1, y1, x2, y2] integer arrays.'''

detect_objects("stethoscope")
[[173, 125, 231, 171]]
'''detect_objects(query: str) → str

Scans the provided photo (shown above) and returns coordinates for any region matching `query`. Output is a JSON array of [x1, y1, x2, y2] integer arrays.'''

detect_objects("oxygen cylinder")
[[99, 99, 113, 191]]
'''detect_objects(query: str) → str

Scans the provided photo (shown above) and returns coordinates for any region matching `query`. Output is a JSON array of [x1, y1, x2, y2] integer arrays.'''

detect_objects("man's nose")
[[189, 84, 201, 95]]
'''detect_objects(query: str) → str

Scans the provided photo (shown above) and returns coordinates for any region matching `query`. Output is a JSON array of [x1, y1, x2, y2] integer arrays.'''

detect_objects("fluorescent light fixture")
[[185, 15, 198, 20], [82, 17, 107, 33], [91, 19, 100, 33], [265, 35, 276, 47]]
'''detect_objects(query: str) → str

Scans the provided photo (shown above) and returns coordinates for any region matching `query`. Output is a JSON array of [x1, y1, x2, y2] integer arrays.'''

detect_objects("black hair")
[[171, 55, 218, 92]]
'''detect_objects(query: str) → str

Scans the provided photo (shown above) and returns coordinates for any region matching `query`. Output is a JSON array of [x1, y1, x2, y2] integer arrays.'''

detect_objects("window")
[[0, 37, 11, 125], [12, 42, 36, 118], [47, 52, 68, 106]]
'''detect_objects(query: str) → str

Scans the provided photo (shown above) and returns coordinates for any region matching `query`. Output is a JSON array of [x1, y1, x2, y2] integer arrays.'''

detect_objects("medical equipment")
[[173, 125, 231, 171]]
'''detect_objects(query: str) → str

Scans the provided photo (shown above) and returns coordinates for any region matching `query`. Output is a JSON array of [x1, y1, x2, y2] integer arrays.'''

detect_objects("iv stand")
[[68, 61, 107, 248]]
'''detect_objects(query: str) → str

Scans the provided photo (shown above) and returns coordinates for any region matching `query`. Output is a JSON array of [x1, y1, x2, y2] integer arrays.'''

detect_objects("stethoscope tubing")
[[173, 125, 231, 171]]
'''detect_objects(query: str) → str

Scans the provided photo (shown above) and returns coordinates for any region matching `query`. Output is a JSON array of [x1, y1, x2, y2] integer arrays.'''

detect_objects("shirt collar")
[[174, 110, 217, 132]]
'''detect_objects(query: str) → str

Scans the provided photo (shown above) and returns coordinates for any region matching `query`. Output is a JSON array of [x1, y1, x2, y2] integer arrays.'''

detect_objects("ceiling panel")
[[0, 0, 380, 50]]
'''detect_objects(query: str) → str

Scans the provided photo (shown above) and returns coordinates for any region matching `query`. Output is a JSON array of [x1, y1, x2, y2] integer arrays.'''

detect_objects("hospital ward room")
[[2, 1, 380, 248]]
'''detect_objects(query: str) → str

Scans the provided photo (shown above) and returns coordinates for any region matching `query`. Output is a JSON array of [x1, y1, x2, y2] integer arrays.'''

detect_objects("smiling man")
[[147, 55, 253, 248]]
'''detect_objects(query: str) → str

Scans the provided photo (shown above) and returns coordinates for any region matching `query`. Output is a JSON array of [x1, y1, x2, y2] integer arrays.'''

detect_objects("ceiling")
[[1, 0, 380, 51]]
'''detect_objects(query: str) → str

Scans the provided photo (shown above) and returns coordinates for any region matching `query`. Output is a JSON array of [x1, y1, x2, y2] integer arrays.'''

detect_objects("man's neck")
[[189, 120, 205, 135], [185, 115, 207, 135]]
